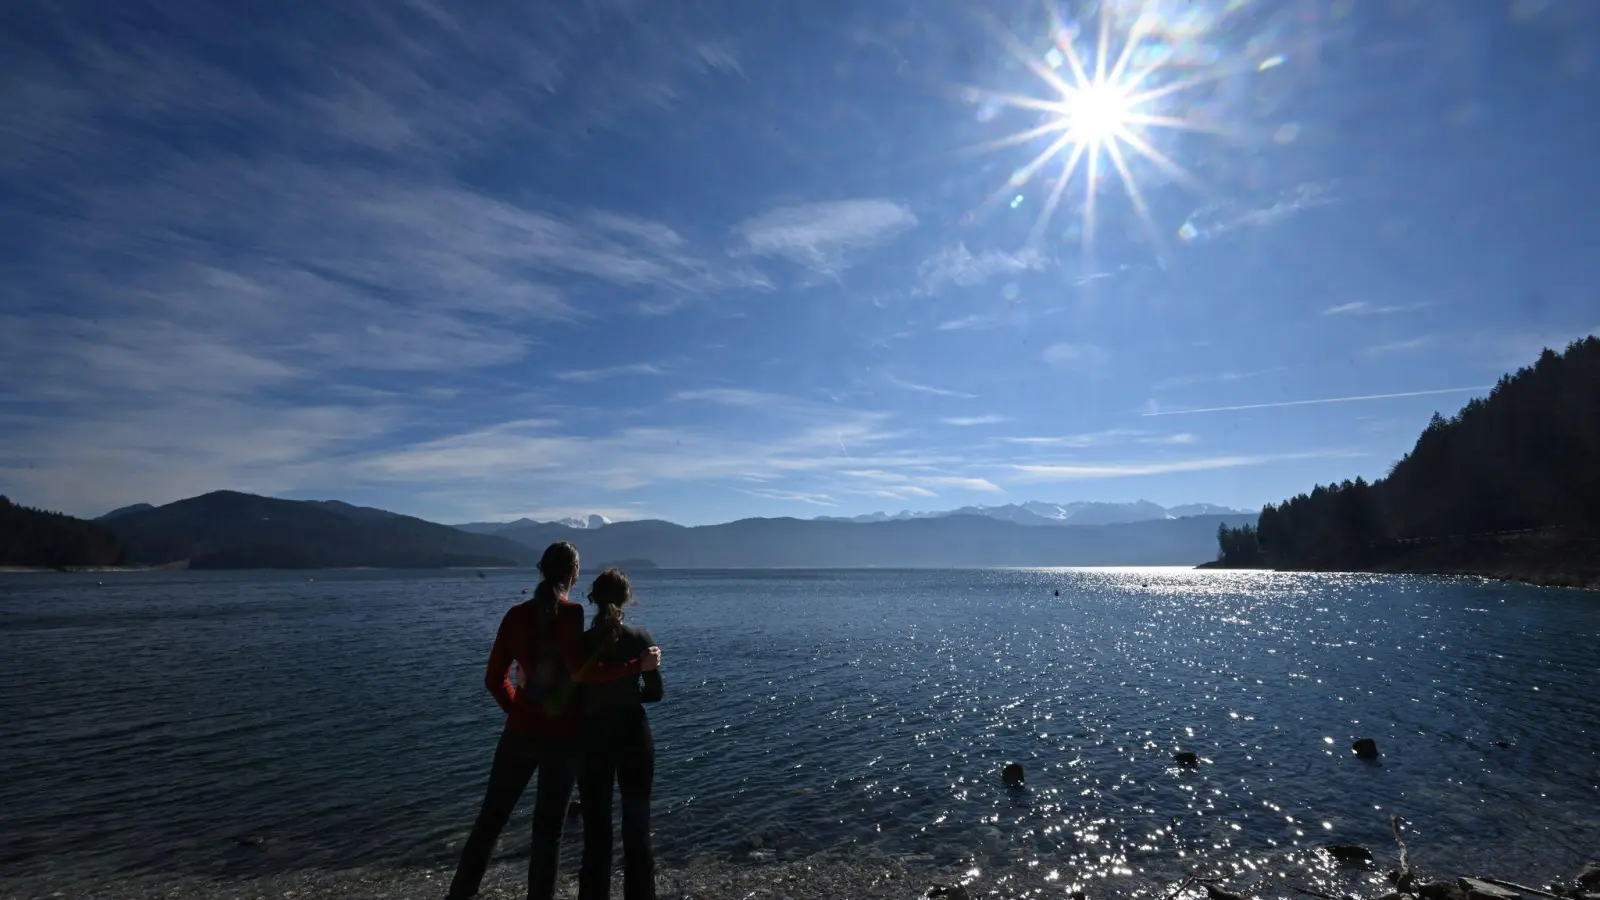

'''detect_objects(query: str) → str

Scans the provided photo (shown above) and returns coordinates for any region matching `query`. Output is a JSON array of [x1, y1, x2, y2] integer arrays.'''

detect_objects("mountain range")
[[456, 514, 611, 533], [64, 491, 1252, 569], [100, 491, 538, 569], [815, 500, 1248, 527]]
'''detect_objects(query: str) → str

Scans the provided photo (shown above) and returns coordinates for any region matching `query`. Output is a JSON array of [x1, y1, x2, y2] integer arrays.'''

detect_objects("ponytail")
[[532, 542, 579, 619], [587, 567, 633, 643]]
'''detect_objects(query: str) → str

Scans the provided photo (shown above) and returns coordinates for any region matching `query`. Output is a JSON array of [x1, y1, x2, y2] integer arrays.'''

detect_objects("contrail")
[[1142, 386, 1491, 417]]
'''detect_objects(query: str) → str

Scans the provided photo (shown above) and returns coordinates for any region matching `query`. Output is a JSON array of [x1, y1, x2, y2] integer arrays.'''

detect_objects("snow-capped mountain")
[[816, 500, 1249, 527], [454, 513, 611, 534]]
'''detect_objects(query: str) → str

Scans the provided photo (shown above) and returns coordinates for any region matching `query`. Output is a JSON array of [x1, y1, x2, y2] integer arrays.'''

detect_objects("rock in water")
[[567, 800, 583, 819], [1459, 878, 1520, 900], [1493, 740, 1511, 749], [1204, 884, 1249, 900], [1419, 881, 1467, 900], [1174, 751, 1199, 768], [1002, 762, 1025, 787], [927, 885, 973, 900], [1579, 861, 1600, 890], [1352, 737, 1380, 759], [1322, 843, 1374, 864]]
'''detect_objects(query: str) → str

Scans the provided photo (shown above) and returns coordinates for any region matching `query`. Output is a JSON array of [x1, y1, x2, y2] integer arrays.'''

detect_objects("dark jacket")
[[579, 622, 663, 730]]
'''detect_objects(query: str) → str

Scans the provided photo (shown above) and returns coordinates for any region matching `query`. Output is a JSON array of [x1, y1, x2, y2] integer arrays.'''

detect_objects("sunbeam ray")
[[967, 1, 1232, 249]]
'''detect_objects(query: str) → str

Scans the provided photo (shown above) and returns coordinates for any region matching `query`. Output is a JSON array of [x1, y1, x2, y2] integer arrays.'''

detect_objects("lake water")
[[1, 568, 1597, 900]]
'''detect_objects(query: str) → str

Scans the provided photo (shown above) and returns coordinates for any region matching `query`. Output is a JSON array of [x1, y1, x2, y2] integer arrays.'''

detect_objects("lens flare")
[[966, 4, 1236, 256]]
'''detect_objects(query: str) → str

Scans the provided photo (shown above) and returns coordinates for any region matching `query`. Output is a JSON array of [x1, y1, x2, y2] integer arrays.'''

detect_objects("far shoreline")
[[1195, 560, 1600, 592]]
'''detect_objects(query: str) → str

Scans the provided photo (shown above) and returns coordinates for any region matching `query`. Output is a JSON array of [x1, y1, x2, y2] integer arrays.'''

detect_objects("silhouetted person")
[[577, 568, 663, 900], [447, 543, 660, 900]]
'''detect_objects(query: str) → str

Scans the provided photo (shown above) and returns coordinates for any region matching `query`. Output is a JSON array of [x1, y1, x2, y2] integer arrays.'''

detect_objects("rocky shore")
[[3, 838, 1593, 900]]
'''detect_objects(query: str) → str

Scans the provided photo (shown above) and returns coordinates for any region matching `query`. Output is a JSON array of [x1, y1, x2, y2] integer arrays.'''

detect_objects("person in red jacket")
[[447, 541, 661, 900]]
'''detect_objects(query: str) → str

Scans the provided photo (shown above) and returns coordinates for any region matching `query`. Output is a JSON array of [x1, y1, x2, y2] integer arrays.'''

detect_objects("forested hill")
[[1216, 337, 1600, 585], [0, 496, 128, 568]]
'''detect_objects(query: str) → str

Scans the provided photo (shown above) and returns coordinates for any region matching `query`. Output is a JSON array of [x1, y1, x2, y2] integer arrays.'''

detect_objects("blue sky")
[[2, 0, 1598, 526]]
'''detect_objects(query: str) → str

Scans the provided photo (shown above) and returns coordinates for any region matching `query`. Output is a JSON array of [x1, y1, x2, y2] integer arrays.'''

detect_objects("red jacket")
[[484, 597, 643, 737]]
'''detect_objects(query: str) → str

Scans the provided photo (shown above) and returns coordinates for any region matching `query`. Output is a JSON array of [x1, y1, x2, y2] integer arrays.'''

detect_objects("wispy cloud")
[[936, 314, 1005, 332], [916, 243, 1046, 294], [1152, 368, 1290, 391], [555, 363, 667, 382], [1322, 301, 1431, 317], [838, 469, 1004, 496], [358, 411, 898, 492], [1141, 386, 1491, 417], [1012, 451, 1361, 482], [1364, 337, 1433, 356], [1178, 182, 1336, 243], [1139, 433, 1197, 445], [885, 375, 977, 399], [941, 414, 1010, 427], [1000, 429, 1145, 448], [734, 488, 839, 507], [999, 429, 1194, 448], [733, 199, 917, 274], [671, 388, 794, 408], [1043, 342, 1111, 373]]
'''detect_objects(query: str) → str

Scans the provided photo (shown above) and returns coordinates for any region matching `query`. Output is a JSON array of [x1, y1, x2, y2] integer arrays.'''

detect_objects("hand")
[[639, 646, 661, 672]]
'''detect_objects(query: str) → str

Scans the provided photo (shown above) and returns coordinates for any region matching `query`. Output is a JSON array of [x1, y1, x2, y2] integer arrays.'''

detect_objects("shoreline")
[[1198, 531, 1600, 591], [1196, 561, 1600, 591], [2, 840, 1593, 900]]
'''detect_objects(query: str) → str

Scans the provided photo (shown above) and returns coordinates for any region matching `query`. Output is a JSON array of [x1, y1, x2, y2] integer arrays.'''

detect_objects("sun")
[[966, 5, 1232, 255], [1063, 81, 1134, 144]]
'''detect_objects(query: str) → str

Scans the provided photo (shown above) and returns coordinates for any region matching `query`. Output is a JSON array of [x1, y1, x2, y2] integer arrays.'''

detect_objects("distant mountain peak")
[[97, 503, 155, 522], [453, 513, 612, 535], [816, 500, 1248, 527]]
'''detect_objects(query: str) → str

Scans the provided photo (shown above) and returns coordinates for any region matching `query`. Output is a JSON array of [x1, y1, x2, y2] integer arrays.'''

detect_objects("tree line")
[[0, 496, 128, 568], [1217, 336, 1600, 568]]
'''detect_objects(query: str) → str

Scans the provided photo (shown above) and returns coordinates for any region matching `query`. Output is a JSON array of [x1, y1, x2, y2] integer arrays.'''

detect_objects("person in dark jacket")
[[576, 568, 663, 900], [447, 543, 660, 900]]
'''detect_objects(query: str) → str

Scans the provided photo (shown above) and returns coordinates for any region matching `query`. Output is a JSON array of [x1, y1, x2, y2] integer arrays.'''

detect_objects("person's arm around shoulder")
[[557, 603, 661, 684], [638, 628, 664, 704]]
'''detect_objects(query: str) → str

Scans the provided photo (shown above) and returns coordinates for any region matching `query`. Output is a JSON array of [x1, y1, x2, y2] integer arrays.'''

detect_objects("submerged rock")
[[1204, 884, 1249, 900], [1352, 737, 1380, 760], [928, 884, 974, 900], [1322, 843, 1374, 864], [1002, 762, 1025, 787], [1459, 877, 1521, 900], [1173, 751, 1199, 768], [1580, 861, 1600, 890]]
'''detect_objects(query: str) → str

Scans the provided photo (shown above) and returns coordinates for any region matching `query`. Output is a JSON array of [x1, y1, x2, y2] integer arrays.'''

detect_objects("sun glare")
[[967, 4, 1236, 255], [1064, 82, 1134, 143]]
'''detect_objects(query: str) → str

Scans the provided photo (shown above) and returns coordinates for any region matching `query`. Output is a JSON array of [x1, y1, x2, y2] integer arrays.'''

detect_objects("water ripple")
[[2, 568, 1597, 896]]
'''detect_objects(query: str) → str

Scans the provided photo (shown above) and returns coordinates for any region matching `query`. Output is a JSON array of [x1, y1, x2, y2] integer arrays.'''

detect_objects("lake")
[[1, 568, 1597, 899]]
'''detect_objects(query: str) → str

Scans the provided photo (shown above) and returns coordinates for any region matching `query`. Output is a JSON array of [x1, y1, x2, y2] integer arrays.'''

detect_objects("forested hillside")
[[1216, 337, 1600, 583], [1, 496, 129, 568]]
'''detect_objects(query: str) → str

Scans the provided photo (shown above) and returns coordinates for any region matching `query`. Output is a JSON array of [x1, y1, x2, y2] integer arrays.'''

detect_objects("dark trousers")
[[577, 719, 655, 900], [448, 729, 576, 900]]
